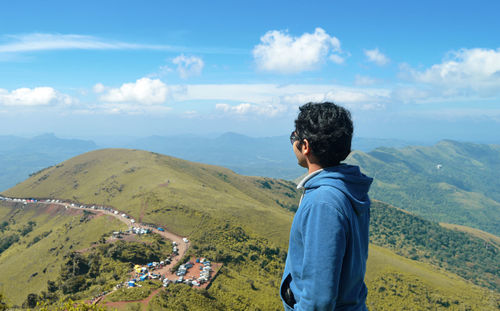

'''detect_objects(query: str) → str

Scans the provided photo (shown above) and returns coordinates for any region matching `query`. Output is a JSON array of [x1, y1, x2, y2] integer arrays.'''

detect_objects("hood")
[[304, 165, 373, 215]]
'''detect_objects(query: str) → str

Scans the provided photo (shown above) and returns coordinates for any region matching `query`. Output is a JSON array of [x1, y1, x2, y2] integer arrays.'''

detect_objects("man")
[[280, 102, 373, 311]]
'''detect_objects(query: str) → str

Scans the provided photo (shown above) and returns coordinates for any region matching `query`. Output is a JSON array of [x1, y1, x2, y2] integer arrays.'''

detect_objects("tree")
[[23, 293, 39, 308], [0, 292, 8, 311]]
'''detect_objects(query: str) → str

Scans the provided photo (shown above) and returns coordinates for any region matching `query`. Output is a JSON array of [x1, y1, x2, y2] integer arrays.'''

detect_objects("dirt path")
[[104, 288, 162, 311], [139, 198, 146, 223], [52, 202, 189, 259]]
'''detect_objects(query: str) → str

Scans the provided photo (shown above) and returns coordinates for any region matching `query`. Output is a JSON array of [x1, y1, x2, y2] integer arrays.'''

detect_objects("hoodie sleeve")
[[295, 197, 348, 311]]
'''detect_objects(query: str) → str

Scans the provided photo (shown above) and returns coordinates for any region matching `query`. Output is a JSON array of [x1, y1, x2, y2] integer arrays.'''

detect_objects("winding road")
[[46, 200, 189, 259], [3, 197, 190, 309]]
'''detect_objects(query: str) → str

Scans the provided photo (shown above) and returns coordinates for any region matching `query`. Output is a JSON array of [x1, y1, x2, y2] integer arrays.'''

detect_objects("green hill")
[[370, 200, 499, 291], [3, 149, 299, 247], [1, 149, 499, 310], [0, 200, 128, 306], [439, 223, 500, 251], [365, 245, 499, 311], [346, 140, 500, 235]]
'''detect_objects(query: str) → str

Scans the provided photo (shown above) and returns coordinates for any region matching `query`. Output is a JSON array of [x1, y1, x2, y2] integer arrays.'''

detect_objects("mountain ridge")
[[346, 139, 500, 235]]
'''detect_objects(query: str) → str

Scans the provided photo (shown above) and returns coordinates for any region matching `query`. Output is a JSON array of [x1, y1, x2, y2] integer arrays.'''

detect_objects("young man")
[[280, 102, 373, 311]]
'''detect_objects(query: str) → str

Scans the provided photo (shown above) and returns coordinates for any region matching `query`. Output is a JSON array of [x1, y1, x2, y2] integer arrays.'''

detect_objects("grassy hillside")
[[365, 245, 499, 310], [346, 140, 500, 235], [0, 201, 127, 306], [370, 200, 499, 291], [1, 149, 499, 310], [3, 149, 299, 247], [439, 222, 500, 251]]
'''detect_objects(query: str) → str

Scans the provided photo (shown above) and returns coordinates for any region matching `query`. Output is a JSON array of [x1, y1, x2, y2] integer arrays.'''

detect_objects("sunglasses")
[[290, 131, 300, 145]]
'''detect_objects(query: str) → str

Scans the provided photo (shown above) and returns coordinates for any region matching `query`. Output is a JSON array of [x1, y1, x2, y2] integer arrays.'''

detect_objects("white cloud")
[[365, 48, 390, 66], [215, 102, 287, 117], [0, 87, 74, 106], [390, 87, 434, 104], [0, 33, 246, 55], [399, 107, 500, 122], [73, 102, 172, 115], [99, 78, 169, 105], [101, 103, 172, 115], [212, 86, 389, 117], [183, 110, 199, 118], [354, 75, 377, 86], [172, 55, 204, 79], [93, 83, 106, 93], [172, 84, 391, 113], [173, 84, 384, 105], [253, 28, 342, 74], [281, 88, 390, 108], [0, 33, 169, 53], [329, 54, 345, 64], [327, 90, 387, 104], [173, 84, 279, 104], [407, 48, 500, 95], [203, 83, 391, 117]]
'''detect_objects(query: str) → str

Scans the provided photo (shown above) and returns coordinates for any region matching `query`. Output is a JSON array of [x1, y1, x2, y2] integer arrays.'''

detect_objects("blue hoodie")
[[281, 165, 373, 311]]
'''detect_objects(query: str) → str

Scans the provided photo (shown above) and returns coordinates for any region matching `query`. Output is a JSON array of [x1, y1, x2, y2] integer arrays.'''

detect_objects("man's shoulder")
[[302, 185, 351, 216], [304, 183, 348, 202]]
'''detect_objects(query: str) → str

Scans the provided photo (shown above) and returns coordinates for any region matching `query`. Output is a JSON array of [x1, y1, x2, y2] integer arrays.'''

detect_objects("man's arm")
[[295, 199, 348, 310]]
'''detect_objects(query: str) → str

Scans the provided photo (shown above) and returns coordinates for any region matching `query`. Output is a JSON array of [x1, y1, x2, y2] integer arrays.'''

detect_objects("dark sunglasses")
[[290, 131, 300, 145]]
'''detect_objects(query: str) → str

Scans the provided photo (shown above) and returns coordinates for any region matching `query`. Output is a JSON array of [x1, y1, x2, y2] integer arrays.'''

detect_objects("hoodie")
[[281, 165, 373, 311]]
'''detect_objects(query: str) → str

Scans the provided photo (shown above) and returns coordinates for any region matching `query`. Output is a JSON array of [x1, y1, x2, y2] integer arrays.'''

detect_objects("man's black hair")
[[294, 102, 353, 167]]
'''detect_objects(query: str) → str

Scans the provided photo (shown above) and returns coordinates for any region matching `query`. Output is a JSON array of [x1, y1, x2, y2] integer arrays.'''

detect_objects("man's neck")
[[307, 163, 323, 175]]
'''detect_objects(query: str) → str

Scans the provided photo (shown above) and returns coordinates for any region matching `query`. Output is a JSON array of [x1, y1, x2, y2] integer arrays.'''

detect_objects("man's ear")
[[301, 139, 311, 155]]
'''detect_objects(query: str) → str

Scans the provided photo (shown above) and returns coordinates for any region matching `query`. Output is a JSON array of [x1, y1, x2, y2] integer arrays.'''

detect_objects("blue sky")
[[1, 0, 499, 142]]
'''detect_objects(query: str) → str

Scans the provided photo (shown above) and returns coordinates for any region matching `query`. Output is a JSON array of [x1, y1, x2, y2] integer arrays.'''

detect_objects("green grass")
[[105, 281, 160, 302], [366, 245, 500, 310], [0, 201, 126, 306]]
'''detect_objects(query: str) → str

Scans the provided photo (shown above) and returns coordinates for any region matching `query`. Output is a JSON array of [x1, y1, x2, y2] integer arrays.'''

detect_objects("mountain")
[[0, 134, 97, 192], [125, 132, 304, 180], [3, 148, 299, 246], [1, 149, 499, 309], [346, 140, 500, 236], [124, 133, 425, 180], [352, 137, 432, 152], [0, 132, 430, 192]]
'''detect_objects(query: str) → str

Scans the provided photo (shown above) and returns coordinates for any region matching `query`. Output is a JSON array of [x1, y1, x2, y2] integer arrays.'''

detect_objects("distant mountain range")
[[0, 132, 428, 191], [0, 134, 97, 191]]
